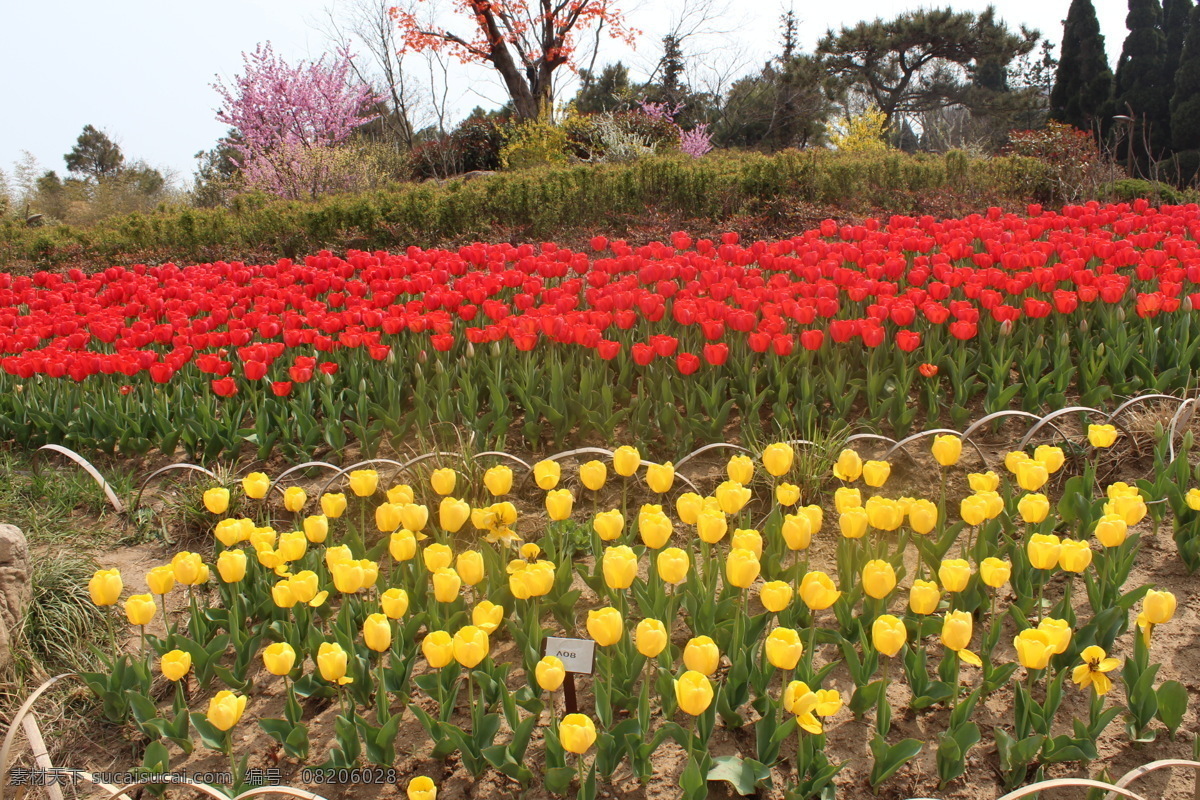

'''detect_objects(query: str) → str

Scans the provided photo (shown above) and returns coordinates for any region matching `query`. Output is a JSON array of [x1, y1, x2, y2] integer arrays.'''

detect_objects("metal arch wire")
[[1105, 393, 1186, 423], [995, 778, 1147, 800], [1168, 398, 1196, 463], [317, 458, 407, 497], [33, 444, 124, 513], [392, 451, 463, 485], [1108, 758, 1200, 800], [1017, 406, 1138, 453], [267, 461, 342, 497], [474, 451, 535, 473], [0, 672, 81, 800], [961, 410, 1044, 442], [132, 463, 218, 514], [673, 442, 752, 471], [881, 428, 989, 467]]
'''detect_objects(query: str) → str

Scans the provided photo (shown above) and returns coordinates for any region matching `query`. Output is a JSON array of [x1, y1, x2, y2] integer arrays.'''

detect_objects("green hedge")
[[0, 150, 1053, 268]]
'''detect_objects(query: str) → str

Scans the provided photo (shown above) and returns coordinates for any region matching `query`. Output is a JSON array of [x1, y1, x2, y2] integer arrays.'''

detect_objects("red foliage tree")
[[391, 1, 635, 120]]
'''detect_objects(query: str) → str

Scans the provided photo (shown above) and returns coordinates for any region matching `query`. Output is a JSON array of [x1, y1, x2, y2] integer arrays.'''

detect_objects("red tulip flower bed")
[[2, 200, 1198, 460]]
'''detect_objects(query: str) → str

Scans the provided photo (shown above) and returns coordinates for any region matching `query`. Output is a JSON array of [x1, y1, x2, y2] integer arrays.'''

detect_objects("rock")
[[0, 524, 31, 673]]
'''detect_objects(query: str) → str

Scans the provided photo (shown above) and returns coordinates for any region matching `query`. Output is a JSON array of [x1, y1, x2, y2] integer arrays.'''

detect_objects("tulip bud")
[[242, 472, 270, 500], [1014, 629, 1054, 670], [602, 545, 638, 589], [727, 455, 754, 485], [430, 468, 457, 496], [781, 512, 813, 550], [656, 547, 690, 584], [533, 459, 561, 490], [203, 487, 230, 514], [980, 557, 1011, 588], [217, 549, 247, 583], [1038, 617, 1072, 654], [124, 593, 157, 626], [546, 488, 575, 521], [612, 446, 641, 477], [318, 641, 352, 684], [321, 492, 347, 518], [348, 470, 379, 498], [1058, 539, 1093, 573], [145, 565, 175, 596], [832, 449, 863, 482], [423, 542, 453, 572], [759, 580, 792, 613], [363, 613, 392, 652], [593, 509, 624, 541], [937, 558, 971, 593], [645, 462, 675, 493], [1142, 589, 1176, 624], [725, 547, 761, 589], [1027, 533, 1061, 571], [762, 442, 794, 477], [432, 567, 462, 603], [799, 571, 840, 610], [696, 508, 728, 543], [861, 559, 896, 599]]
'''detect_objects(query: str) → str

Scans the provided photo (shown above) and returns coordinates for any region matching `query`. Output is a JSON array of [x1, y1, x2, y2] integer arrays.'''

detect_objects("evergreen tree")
[[1113, 0, 1171, 158], [574, 63, 634, 114], [1164, 0, 1193, 94], [1050, 0, 1113, 132], [1171, 4, 1200, 150], [64, 125, 124, 179]]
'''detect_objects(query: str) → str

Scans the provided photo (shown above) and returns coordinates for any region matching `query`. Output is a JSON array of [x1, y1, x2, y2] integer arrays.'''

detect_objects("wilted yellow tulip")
[[381, 588, 410, 619], [1142, 589, 1177, 624], [980, 557, 1011, 588], [656, 547, 690, 584], [727, 454, 754, 484], [283, 487, 307, 513], [363, 613, 392, 653], [203, 487, 230, 514], [390, 529, 417, 562], [1016, 459, 1049, 492], [726, 548, 761, 589], [832, 449, 863, 482], [430, 468, 457, 495], [1059, 539, 1093, 573], [715, 481, 752, 514], [602, 545, 638, 589], [559, 714, 598, 753], [967, 471, 1000, 492], [533, 460, 561, 490], [146, 565, 175, 596], [217, 549, 247, 583], [160, 649, 191, 682], [580, 460, 607, 491], [635, 618, 668, 658], [862, 460, 891, 488], [781, 513, 813, 550], [318, 642, 353, 685], [865, 496, 904, 532], [764, 627, 804, 669], [799, 571, 840, 610], [645, 462, 675, 493], [1034, 445, 1065, 474], [125, 593, 156, 626], [593, 509, 624, 541], [1072, 645, 1120, 695], [675, 492, 703, 524], [321, 492, 347, 518], [262, 642, 296, 676], [348, 469, 379, 497], [423, 543, 453, 572], [613, 446, 641, 477], [1014, 629, 1054, 670], [775, 482, 801, 507], [676, 671, 715, 715], [1038, 618, 1071, 654], [536, 656, 566, 691], [452, 625, 489, 668], [872, 614, 907, 657], [484, 465, 513, 496], [242, 472, 270, 499], [587, 607, 623, 646], [763, 442, 794, 477], [908, 499, 938, 534], [432, 568, 462, 603], [696, 508, 728, 544], [422, 631, 454, 668], [638, 504, 673, 548], [931, 435, 962, 467], [207, 690, 247, 731], [909, 580, 941, 614], [1027, 533, 1062, 571], [731, 528, 763, 558], [407, 777, 437, 800], [683, 635, 720, 675], [938, 559, 971, 593], [1088, 424, 1119, 448], [862, 560, 897, 599], [960, 495, 988, 526], [941, 610, 981, 665], [839, 507, 869, 539], [759, 580, 793, 613], [303, 514, 329, 544]]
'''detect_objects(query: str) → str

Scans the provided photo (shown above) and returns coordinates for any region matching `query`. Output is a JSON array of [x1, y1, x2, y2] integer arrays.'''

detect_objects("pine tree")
[[1050, 0, 1114, 131], [1171, 4, 1200, 150], [1164, 0, 1193, 92], [1113, 0, 1171, 157]]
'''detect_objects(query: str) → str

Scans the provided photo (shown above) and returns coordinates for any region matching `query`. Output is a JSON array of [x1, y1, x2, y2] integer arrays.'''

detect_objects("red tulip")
[[703, 343, 729, 365], [919, 363, 939, 378], [211, 377, 238, 397], [631, 343, 655, 366], [895, 330, 921, 352], [676, 352, 701, 375], [271, 381, 293, 396], [597, 340, 621, 360], [799, 330, 824, 351]]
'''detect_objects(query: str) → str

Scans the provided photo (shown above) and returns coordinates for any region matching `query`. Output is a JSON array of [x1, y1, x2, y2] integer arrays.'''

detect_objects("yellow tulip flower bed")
[[66, 425, 1200, 800]]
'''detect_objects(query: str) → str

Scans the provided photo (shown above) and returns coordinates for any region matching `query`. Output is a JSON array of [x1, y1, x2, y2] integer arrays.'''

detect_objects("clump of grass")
[[0, 450, 131, 545], [18, 551, 114, 680]]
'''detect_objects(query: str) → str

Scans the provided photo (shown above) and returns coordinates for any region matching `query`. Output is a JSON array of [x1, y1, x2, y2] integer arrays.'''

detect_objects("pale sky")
[[0, 1, 1131, 186]]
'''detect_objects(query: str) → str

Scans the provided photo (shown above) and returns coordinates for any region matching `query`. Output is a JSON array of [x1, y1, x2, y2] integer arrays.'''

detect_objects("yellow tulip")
[[262, 642, 297, 676], [1059, 539, 1093, 573], [375, 502, 402, 532], [862, 559, 897, 599], [960, 494, 988, 526], [580, 460, 608, 491], [1005, 450, 1030, 474], [1087, 424, 1119, 448], [321, 492, 347, 518], [432, 568, 462, 603], [449, 550, 482, 587], [1072, 645, 1120, 695], [146, 565, 175, 596], [980, 557, 1011, 588], [937, 559, 971, 593], [1038, 618, 1072, 654], [675, 670, 715, 715], [242, 472, 270, 499], [206, 690, 247, 731], [482, 465, 512, 497], [1034, 445, 1065, 474], [799, 571, 840, 610], [559, 714, 598, 753], [399, 503, 429, 532], [452, 625, 489, 668], [1188, 488, 1200, 511], [433, 497, 467, 533], [288, 571, 324, 605], [865, 496, 904, 532], [1016, 459, 1049, 492], [764, 627, 804, 669], [763, 442, 795, 476], [715, 480, 751, 514], [271, 580, 297, 608], [124, 593, 156, 626], [587, 607, 623, 646], [802, 503, 823, 533], [423, 543, 453, 572], [862, 460, 891, 488], [907, 499, 938, 534], [387, 484, 415, 505], [781, 512, 813, 550], [171, 551, 207, 585], [593, 509, 624, 541], [1104, 494, 1147, 526], [303, 514, 329, 543], [635, 618, 669, 658], [941, 610, 981, 665], [839, 507, 869, 539], [656, 547, 690, 584], [471, 600, 503, 634], [967, 471, 1000, 492], [833, 487, 862, 513], [533, 460, 561, 490], [277, 530, 306, 562], [602, 545, 638, 589], [536, 655, 566, 691], [872, 614, 907, 657], [407, 776, 437, 800], [422, 631, 454, 668], [909, 580, 941, 614], [638, 504, 673, 548], [775, 482, 801, 506], [364, 613, 392, 653], [381, 588, 410, 619], [214, 518, 248, 547], [1106, 482, 1140, 499], [216, 549, 247, 583], [203, 487, 230, 514], [249, 526, 277, 553], [389, 529, 417, 562], [726, 548, 761, 589], [1142, 589, 1177, 624], [613, 445, 641, 477], [348, 469, 379, 497], [683, 635, 720, 675], [1017, 493, 1050, 524], [759, 580, 793, 613], [645, 462, 675, 493], [832, 449, 863, 482], [430, 468, 457, 496], [1014, 629, 1054, 670], [675, 492, 703, 524], [331, 561, 365, 594], [697, 508, 728, 543], [283, 486, 307, 513], [160, 649, 192, 682], [731, 528, 763, 558], [1027, 533, 1061, 571], [318, 641, 353, 685], [546, 489, 574, 521], [727, 454, 754, 485], [931, 434, 962, 467]]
